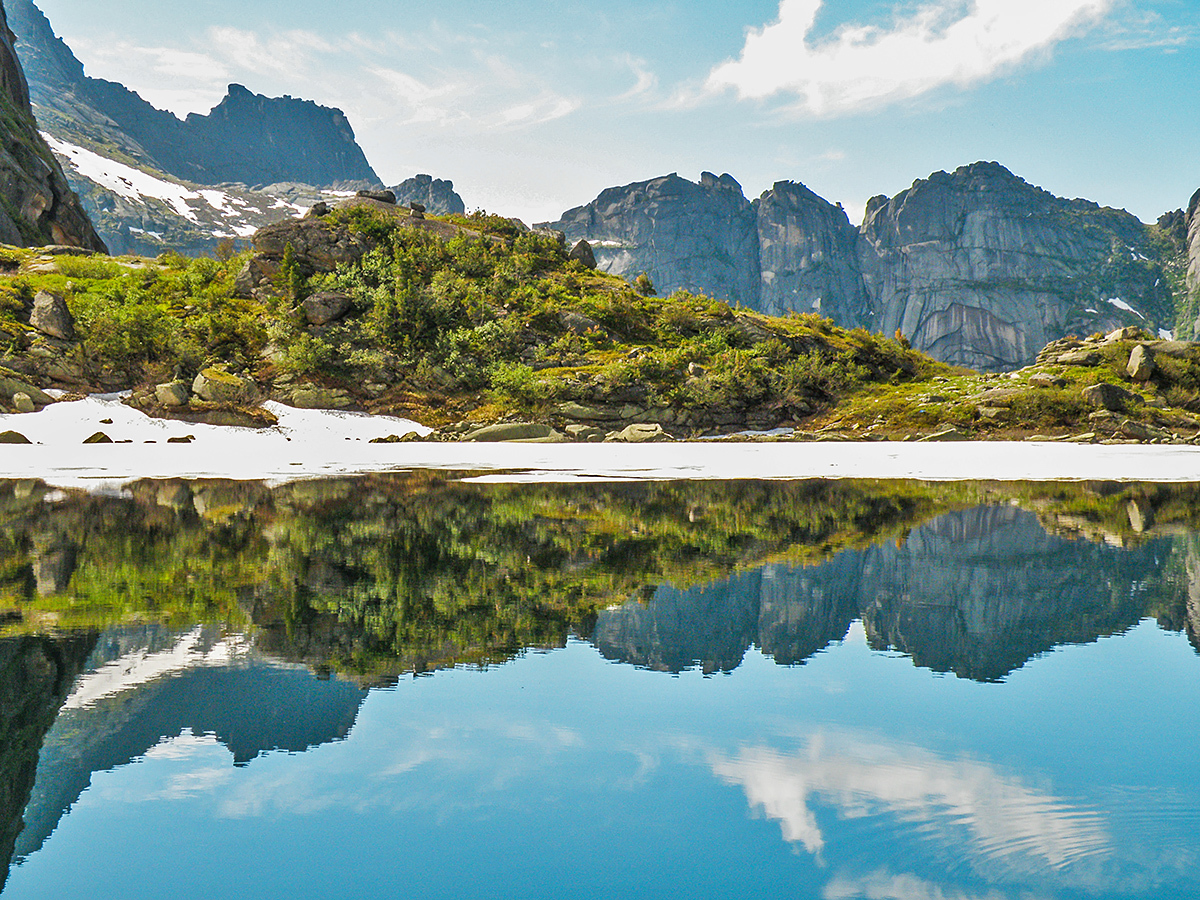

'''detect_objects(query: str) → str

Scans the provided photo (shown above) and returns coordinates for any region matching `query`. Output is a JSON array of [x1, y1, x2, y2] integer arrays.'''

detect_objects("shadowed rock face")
[[1185, 190, 1200, 340], [8, 0, 378, 189], [548, 172, 763, 308], [0, 1, 103, 250], [755, 181, 872, 327]]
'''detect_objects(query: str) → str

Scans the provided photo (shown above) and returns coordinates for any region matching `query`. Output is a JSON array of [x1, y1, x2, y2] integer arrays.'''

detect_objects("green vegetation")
[[1, 475, 1197, 682]]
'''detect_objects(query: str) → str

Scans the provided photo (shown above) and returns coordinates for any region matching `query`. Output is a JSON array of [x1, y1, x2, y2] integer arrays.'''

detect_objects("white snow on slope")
[[42, 134, 259, 237], [43, 133, 204, 222], [1105, 297, 1145, 320], [2, 395, 1200, 490]]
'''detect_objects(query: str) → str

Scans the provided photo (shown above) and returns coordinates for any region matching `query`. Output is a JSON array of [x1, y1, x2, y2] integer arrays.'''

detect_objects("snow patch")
[[1159, 328, 1175, 340], [2, 395, 1200, 490], [1105, 297, 1145, 320], [43, 133, 202, 222]]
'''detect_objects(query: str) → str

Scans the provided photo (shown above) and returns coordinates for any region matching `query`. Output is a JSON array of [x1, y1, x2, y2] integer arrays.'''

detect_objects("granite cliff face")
[[859, 162, 1176, 370], [549, 172, 762, 307], [1185, 190, 1200, 340], [547, 163, 1182, 370], [756, 180, 872, 325], [0, 0, 102, 249]]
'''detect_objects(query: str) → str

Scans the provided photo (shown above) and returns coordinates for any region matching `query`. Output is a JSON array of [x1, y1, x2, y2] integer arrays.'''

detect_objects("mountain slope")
[[5, 0, 384, 255], [8, 0, 378, 188], [0, 0, 102, 249]]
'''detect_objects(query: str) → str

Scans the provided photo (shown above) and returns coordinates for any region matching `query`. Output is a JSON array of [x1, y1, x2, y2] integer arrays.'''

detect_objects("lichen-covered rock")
[[1082, 382, 1138, 412], [302, 291, 353, 326], [29, 290, 73, 339], [1127, 344, 1155, 381], [155, 381, 189, 407], [192, 368, 255, 404], [568, 239, 596, 269], [0, 429, 30, 443], [11, 392, 33, 413]]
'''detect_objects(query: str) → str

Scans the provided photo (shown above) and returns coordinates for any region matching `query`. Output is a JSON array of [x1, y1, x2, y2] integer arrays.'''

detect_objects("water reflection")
[[597, 505, 1174, 680], [0, 475, 1199, 898]]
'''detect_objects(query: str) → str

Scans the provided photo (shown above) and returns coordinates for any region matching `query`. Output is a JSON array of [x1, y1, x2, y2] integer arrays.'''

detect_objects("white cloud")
[[822, 869, 1036, 900], [706, 0, 1116, 115], [711, 735, 1112, 876]]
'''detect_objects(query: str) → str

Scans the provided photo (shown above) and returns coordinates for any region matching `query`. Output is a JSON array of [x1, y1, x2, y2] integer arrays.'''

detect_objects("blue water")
[[3, 485, 1200, 899], [6, 619, 1199, 900]]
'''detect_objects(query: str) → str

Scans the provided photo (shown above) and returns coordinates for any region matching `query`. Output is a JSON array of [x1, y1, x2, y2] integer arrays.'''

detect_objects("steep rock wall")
[[547, 172, 762, 307], [755, 180, 872, 326], [1186, 189, 1200, 339], [0, 0, 102, 249], [858, 162, 1173, 370]]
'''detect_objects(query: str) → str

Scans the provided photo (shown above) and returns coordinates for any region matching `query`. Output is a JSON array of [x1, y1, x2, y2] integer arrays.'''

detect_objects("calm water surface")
[[1, 475, 1198, 899]]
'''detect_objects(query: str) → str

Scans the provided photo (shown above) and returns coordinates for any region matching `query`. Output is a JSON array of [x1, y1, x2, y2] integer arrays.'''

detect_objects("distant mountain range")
[[543, 165, 1195, 370], [5, 0, 466, 255]]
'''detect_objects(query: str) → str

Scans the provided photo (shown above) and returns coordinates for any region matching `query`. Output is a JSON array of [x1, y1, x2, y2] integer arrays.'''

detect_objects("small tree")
[[635, 272, 656, 297]]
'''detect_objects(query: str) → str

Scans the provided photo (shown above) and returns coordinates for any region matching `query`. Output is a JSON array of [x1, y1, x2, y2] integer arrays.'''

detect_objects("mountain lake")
[[1, 473, 1198, 899]]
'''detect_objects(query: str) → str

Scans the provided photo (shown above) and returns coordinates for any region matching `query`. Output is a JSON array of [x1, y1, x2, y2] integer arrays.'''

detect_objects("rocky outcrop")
[[546, 162, 1182, 371], [755, 181, 872, 326], [859, 162, 1174, 370], [547, 172, 762, 308], [389, 174, 466, 216], [0, 1, 102, 250]]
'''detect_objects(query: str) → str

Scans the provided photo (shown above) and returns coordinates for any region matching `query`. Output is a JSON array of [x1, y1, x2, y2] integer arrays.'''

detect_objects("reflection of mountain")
[[11, 625, 367, 866], [596, 507, 1171, 681], [0, 633, 95, 893]]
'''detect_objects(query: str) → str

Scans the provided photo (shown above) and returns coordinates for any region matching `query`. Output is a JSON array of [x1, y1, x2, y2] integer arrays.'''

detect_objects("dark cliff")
[[0, 0, 102, 249], [8, 0, 379, 189]]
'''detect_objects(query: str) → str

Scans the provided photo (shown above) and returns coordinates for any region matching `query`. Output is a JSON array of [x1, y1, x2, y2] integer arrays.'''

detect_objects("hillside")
[[1, 196, 1200, 446]]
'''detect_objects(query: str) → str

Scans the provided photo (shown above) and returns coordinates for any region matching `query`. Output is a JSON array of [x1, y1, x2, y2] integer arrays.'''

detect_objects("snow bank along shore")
[[1, 395, 1199, 491]]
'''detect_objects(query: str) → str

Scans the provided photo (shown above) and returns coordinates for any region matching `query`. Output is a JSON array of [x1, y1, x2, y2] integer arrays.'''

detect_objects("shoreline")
[[1, 396, 1200, 489]]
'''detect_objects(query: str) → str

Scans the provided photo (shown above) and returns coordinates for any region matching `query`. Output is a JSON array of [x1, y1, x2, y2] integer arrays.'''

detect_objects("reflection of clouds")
[[712, 736, 1111, 875], [822, 869, 1038, 900]]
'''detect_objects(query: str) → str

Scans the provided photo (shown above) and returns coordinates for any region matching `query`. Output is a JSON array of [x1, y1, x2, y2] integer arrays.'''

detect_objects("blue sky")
[[33, 0, 1200, 224]]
